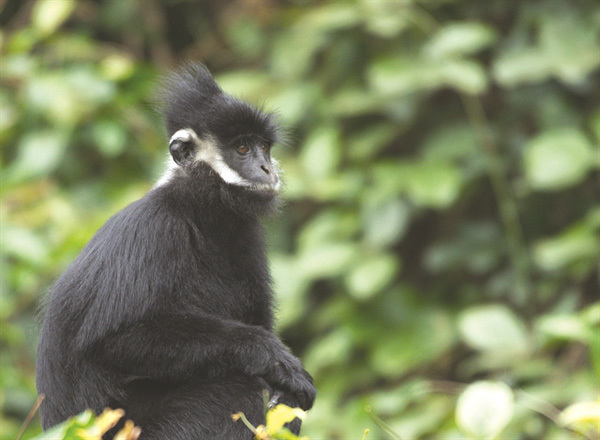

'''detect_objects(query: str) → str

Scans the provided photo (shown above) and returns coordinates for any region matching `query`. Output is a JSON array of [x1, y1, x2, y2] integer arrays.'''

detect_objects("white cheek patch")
[[270, 157, 282, 192], [155, 128, 280, 193], [196, 140, 248, 187], [153, 154, 180, 188]]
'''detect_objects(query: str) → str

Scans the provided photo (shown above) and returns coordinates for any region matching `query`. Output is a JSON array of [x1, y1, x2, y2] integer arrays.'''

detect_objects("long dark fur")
[[36, 64, 315, 440]]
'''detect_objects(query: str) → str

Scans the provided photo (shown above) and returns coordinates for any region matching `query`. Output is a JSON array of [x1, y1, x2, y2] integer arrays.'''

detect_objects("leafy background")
[[1, 0, 599, 439]]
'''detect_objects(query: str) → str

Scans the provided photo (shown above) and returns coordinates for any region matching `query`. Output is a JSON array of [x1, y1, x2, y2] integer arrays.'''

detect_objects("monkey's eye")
[[261, 145, 269, 153], [237, 145, 249, 154]]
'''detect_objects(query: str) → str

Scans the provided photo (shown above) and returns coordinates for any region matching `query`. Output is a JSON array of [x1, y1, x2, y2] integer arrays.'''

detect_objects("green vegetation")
[[2, 0, 598, 439], [29, 407, 140, 440]]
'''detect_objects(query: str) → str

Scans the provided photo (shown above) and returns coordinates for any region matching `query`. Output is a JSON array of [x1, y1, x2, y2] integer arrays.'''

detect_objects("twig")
[[428, 380, 464, 395], [15, 394, 44, 440], [365, 406, 403, 440], [515, 389, 561, 425], [461, 95, 532, 307], [231, 411, 258, 433]]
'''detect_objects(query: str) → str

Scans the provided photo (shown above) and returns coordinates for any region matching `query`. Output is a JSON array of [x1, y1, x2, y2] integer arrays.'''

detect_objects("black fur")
[[159, 63, 281, 146], [36, 64, 315, 440]]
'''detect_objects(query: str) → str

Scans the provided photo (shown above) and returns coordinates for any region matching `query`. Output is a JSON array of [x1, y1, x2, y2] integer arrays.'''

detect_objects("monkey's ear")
[[169, 129, 197, 167]]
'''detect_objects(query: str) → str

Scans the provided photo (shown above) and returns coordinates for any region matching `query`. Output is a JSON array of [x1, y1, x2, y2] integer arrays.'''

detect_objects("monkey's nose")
[[261, 165, 270, 174]]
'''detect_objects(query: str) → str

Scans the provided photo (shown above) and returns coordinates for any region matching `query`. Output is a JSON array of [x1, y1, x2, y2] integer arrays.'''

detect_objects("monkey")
[[35, 63, 316, 440]]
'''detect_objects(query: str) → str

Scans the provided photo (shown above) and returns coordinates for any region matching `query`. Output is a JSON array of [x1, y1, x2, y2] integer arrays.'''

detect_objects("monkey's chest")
[[181, 220, 273, 328], [188, 257, 273, 328]]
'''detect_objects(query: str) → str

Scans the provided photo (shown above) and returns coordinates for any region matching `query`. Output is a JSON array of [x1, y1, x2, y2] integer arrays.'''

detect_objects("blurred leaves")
[[345, 253, 398, 300], [25, 68, 116, 125], [425, 23, 496, 58], [5, 130, 68, 184], [524, 128, 596, 191], [369, 56, 488, 96], [32, 408, 140, 440], [459, 305, 529, 357], [534, 208, 600, 271], [559, 400, 600, 438], [493, 4, 600, 87], [370, 308, 454, 377], [299, 126, 341, 179], [31, 0, 75, 37], [455, 381, 515, 440]]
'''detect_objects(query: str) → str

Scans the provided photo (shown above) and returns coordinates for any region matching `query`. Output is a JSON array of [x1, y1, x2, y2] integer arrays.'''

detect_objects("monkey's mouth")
[[249, 180, 280, 193]]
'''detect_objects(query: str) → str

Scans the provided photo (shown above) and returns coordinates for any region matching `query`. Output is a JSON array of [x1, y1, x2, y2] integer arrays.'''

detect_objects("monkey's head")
[[158, 64, 283, 200]]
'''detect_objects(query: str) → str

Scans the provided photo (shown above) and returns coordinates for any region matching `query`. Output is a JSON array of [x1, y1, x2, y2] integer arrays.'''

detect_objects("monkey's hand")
[[263, 350, 316, 411]]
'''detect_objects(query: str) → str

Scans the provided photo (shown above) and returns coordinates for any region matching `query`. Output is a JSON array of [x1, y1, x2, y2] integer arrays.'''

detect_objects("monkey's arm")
[[77, 312, 315, 410]]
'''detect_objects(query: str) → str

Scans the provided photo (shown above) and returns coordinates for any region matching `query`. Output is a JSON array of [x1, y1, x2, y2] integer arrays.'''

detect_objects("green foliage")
[[30, 407, 139, 440], [2, 1, 598, 439], [455, 381, 515, 440]]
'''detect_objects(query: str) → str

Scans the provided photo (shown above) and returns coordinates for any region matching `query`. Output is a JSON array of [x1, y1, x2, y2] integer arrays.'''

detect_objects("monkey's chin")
[[248, 182, 280, 194], [219, 181, 281, 219]]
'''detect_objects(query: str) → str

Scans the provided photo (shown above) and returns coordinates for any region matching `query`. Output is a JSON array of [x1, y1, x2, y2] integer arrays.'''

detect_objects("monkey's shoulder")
[[85, 191, 198, 251]]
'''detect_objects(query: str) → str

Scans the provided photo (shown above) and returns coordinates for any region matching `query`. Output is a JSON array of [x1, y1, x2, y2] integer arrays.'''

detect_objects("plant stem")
[[15, 394, 44, 440], [461, 95, 532, 308]]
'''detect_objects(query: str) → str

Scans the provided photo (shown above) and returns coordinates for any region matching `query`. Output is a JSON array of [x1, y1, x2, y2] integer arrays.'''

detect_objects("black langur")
[[36, 63, 316, 439]]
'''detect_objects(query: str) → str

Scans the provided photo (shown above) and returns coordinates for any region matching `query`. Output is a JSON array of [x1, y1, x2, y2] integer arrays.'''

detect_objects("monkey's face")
[[221, 136, 279, 189], [167, 128, 281, 194]]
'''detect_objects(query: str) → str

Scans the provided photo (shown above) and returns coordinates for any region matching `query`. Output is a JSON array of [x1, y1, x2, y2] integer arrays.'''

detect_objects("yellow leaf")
[[254, 425, 270, 439], [266, 404, 306, 435], [114, 419, 142, 440], [32, 0, 75, 36], [559, 400, 600, 434], [75, 428, 101, 440], [95, 408, 125, 434], [100, 55, 135, 81]]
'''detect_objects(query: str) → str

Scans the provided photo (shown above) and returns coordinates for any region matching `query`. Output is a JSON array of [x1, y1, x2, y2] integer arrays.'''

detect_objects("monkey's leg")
[[127, 375, 267, 440]]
